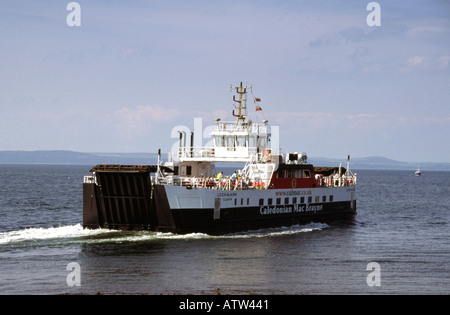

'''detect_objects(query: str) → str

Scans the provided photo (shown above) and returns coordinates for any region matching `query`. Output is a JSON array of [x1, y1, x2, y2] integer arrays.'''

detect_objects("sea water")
[[0, 164, 449, 294]]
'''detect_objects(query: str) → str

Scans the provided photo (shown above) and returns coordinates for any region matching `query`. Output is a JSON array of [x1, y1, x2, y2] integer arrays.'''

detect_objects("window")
[[322, 196, 327, 202], [315, 196, 319, 203], [308, 196, 312, 203], [268, 198, 273, 205], [285, 197, 289, 204], [300, 197, 305, 204], [293, 197, 297, 204], [259, 137, 267, 148], [259, 199, 264, 206], [303, 170, 311, 178], [276, 198, 281, 205], [215, 136, 225, 147], [329, 195, 334, 202], [236, 136, 247, 147], [227, 136, 235, 148]]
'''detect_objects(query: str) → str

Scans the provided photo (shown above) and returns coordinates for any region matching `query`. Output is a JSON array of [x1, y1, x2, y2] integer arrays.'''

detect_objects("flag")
[[253, 97, 261, 102], [255, 105, 262, 111]]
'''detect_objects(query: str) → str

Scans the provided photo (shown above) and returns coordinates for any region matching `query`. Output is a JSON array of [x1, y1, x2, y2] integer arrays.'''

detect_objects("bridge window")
[[215, 136, 225, 147], [236, 136, 247, 147], [227, 136, 235, 148]]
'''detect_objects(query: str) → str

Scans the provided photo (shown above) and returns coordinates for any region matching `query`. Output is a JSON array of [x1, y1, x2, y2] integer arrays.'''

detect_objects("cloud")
[[404, 55, 450, 71], [122, 49, 135, 59], [439, 56, 450, 68], [273, 111, 449, 133], [406, 56, 427, 67], [308, 27, 374, 49], [112, 105, 181, 135]]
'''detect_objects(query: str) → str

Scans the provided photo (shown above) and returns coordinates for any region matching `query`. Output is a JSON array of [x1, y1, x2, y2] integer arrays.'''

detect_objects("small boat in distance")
[[415, 167, 422, 176]]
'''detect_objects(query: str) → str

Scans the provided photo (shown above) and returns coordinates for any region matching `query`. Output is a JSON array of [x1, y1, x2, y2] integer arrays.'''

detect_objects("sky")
[[0, 0, 449, 163]]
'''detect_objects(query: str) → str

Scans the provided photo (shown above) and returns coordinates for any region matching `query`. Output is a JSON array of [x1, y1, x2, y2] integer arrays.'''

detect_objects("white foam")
[[0, 224, 111, 245], [222, 223, 329, 239], [0, 222, 328, 245]]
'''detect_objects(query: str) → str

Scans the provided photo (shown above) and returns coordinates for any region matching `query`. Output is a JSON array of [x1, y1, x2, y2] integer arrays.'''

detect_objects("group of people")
[[315, 173, 356, 187], [184, 170, 252, 190]]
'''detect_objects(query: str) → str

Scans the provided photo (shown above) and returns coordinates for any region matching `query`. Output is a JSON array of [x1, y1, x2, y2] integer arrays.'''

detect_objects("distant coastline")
[[0, 150, 158, 166], [0, 150, 449, 171]]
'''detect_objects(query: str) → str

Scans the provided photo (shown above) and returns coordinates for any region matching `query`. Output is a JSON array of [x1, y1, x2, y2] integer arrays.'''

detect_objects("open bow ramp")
[[83, 165, 175, 231]]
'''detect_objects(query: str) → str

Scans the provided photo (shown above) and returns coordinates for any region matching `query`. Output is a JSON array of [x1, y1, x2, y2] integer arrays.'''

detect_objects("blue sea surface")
[[0, 164, 449, 294]]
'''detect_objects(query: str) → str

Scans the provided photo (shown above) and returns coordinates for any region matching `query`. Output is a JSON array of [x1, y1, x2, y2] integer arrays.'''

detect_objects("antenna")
[[231, 81, 248, 121]]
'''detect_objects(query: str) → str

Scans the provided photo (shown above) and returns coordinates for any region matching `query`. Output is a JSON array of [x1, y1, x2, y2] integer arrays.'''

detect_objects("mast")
[[232, 82, 248, 123]]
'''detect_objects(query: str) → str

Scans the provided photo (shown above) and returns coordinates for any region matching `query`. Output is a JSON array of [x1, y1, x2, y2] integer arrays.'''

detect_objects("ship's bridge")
[[176, 118, 271, 163], [211, 118, 270, 161], [177, 82, 272, 164], [166, 82, 278, 186]]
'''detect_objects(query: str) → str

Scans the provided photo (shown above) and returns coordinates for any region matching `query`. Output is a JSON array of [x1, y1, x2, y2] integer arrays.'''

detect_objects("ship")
[[415, 167, 422, 176], [83, 82, 357, 235]]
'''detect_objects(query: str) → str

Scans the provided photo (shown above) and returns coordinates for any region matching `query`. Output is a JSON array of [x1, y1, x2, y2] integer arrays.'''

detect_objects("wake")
[[0, 222, 328, 246], [0, 224, 110, 245]]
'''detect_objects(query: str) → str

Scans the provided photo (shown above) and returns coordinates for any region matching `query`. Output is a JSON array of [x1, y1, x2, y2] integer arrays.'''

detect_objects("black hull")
[[84, 180, 356, 235], [170, 202, 356, 235]]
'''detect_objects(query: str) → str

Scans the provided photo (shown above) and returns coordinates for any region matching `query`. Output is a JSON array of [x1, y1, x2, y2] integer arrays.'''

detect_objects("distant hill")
[[0, 150, 449, 171], [309, 156, 450, 171], [0, 150, 159, 166]]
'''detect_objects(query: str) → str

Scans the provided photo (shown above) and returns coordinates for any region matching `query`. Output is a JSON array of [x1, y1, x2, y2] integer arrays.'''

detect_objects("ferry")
[[83, 82, 357, 234]]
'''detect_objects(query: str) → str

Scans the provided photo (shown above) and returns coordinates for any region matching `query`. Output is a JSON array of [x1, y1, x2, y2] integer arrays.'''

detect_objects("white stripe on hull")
[[165, 185, 356, 210]]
